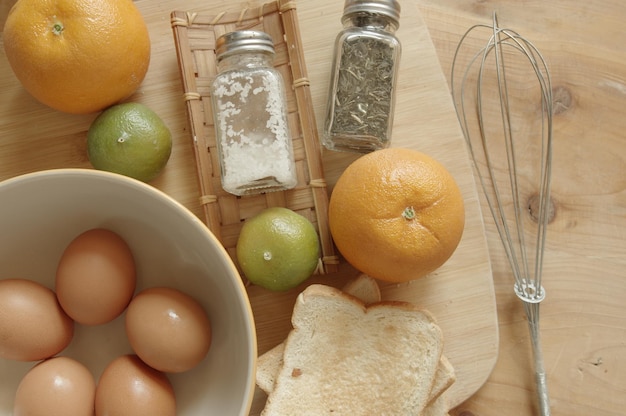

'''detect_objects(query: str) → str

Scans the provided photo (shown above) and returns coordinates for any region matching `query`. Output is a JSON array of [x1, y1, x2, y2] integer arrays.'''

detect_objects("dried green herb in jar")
[[324, 0, 401, 153]]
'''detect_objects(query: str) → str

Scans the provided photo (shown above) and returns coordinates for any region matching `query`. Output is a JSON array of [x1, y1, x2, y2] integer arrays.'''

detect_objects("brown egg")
[[0, 278, 74, 361], [95, 354, 176, 416], [56, 228, 136, 325], [13, 356, 95, 416], [125, 287, 212, 373]]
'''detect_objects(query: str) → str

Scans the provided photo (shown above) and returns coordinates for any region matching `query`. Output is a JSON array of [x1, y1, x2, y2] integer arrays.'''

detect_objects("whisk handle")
[[536, 370, 551, 416], [528, 305, 551, 416], [525, 300, 550, 416]]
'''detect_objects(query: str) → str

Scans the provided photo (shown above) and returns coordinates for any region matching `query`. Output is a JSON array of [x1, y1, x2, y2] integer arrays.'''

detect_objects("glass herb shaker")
[[210, 30, 297, 196], [323, 0, 402, 153]]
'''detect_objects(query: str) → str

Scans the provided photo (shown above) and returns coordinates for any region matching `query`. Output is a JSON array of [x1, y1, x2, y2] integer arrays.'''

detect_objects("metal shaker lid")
[[342, 0, 401, 26], [215, 30, 275, 60]]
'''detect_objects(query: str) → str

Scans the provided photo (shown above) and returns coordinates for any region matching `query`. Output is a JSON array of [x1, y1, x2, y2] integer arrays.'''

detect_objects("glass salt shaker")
[[210, 30, 297, 196], [323, 0, 402, 153]]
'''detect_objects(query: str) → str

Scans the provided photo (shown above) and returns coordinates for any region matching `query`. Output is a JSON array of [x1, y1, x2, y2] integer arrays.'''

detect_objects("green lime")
[[87, 102, 172, 182], [236, 207, 321, 291]]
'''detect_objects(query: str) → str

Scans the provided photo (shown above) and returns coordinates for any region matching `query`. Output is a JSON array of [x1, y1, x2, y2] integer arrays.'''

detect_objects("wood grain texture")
[[416, 1, 626, 415], [0, 0, 498, 414]]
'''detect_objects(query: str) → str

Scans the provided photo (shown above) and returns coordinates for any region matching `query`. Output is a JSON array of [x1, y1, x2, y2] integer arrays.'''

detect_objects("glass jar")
[[210, 30, 297, 196], [323, 0, 402, 153]]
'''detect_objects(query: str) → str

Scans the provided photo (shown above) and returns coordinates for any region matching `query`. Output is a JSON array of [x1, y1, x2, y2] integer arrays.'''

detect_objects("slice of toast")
[[258, 342, 456, 406], [427, 354, 456, 407], [256, 274, 381, 394], [261, 284, 445, 415], [422, 394, 450, 416], [256, 275, 456, 410], [340, 273, 382, 305]]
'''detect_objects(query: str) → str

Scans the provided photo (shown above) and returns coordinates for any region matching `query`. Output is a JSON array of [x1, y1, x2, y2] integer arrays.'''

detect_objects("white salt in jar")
[[210, 30, 298, 196]]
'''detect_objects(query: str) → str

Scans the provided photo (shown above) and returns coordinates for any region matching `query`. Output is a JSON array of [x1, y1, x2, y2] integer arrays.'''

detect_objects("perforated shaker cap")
[[215, 30, 275, 60], [342, 0, 401, 27]]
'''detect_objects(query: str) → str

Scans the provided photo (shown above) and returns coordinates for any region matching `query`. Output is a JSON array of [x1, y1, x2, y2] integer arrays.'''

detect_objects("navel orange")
[[3, 0, 151, 114], [328, 148, 465, 283]]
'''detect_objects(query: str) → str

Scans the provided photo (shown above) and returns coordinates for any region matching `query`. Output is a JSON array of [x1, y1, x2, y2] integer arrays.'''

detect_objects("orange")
[[328, 148, 465, 283], [3, 0, 151, 114]]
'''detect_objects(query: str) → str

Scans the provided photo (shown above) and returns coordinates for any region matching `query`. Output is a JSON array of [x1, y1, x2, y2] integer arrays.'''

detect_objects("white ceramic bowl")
[[0, 169, 256, 415]]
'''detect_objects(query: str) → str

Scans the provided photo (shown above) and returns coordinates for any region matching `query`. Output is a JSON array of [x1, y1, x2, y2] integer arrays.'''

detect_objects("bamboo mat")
[[171, 1, 338, 276]]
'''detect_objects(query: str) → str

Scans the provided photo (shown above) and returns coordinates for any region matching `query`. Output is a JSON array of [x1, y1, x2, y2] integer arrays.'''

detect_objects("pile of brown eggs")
[[0, 228, 212, 415]]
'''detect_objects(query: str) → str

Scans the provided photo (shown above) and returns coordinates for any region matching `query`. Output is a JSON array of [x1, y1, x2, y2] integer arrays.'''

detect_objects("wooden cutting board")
[[0, 0, 497, 413]]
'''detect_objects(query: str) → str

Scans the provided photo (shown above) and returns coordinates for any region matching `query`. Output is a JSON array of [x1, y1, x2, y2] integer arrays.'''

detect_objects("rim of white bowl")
[[0, 168, 258, 416]]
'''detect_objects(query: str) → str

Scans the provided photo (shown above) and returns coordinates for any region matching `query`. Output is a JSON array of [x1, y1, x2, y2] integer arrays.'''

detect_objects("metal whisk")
[[450, 13, 553, 416]]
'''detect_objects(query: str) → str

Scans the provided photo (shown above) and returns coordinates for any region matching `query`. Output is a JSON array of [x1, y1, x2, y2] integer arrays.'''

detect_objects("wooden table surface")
[[416, 1, 626, 415], [1, 1, 625, 415]]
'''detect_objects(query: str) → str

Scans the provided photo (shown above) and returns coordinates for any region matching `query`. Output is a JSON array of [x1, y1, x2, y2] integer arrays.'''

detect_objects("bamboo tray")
[[171, 0, 338, 276]]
